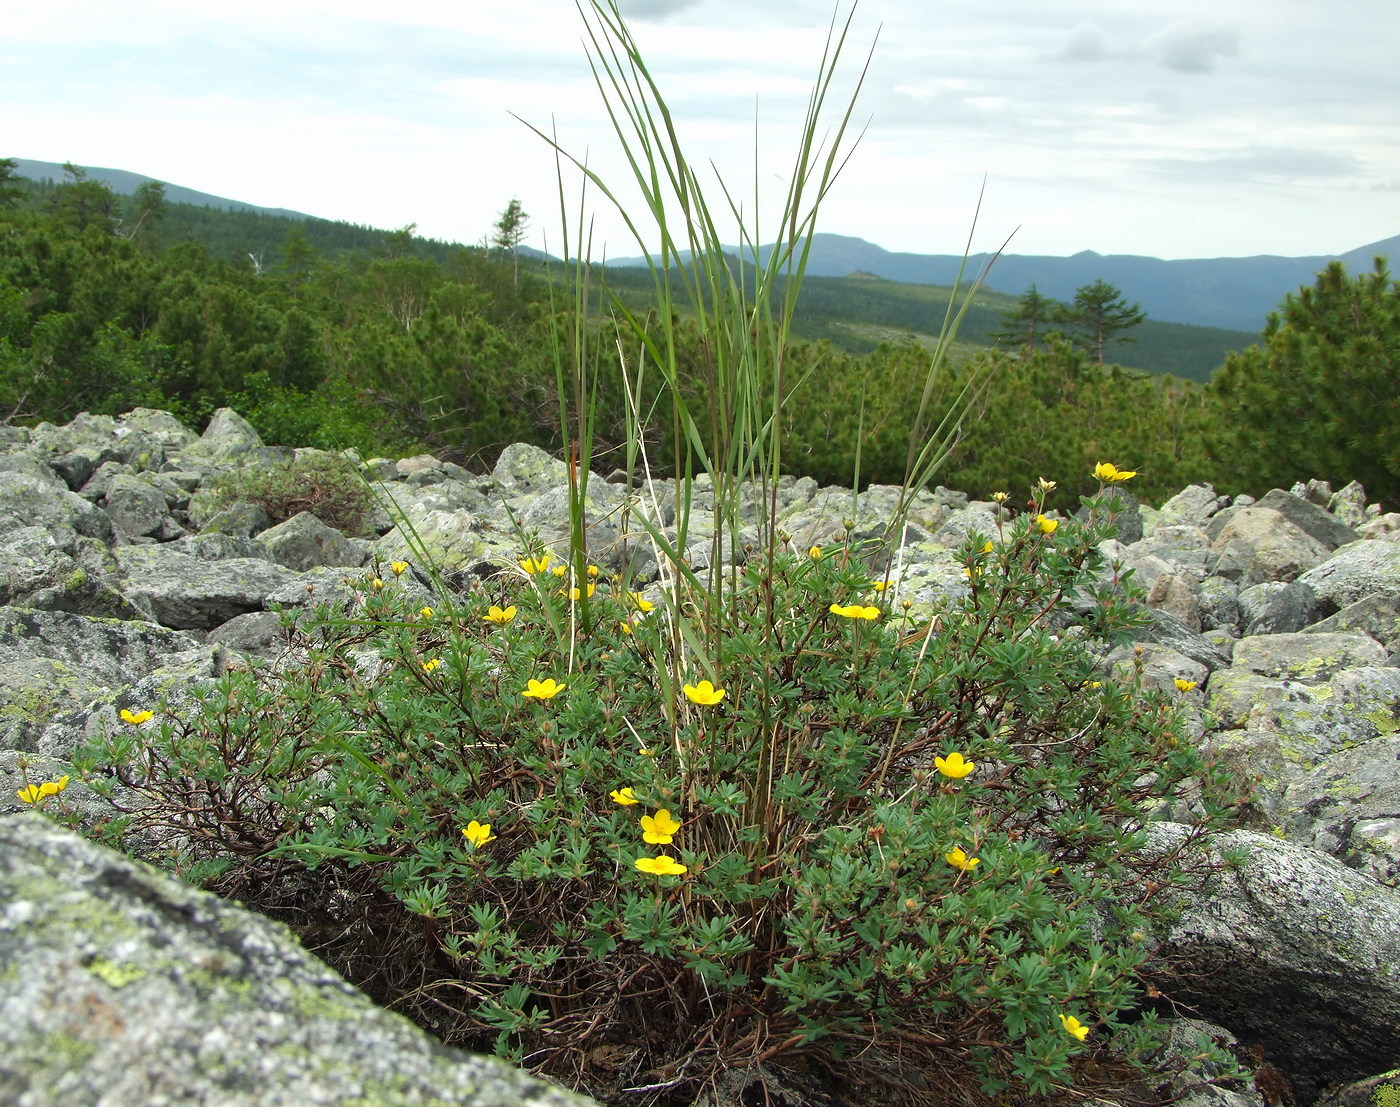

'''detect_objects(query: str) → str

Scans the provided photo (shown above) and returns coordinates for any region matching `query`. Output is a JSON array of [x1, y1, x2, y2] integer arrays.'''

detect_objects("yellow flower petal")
[[1035, 515, 1059, 534], [1059, 1013, 1090, 1041], [634, 854, 687, 876], [640, 808, 682, 844], [945, 847, 981, 872], [829, 603, 881, 620], [523, 677, 565, 700], [389, 561, 409, 576], [610, 787, 639, 805], [120, 709, 154, 726], [934, 752, 976, 779], [683, 680, 726, 706], [483, 605, 517, 625], [461, 820, 496, 849]]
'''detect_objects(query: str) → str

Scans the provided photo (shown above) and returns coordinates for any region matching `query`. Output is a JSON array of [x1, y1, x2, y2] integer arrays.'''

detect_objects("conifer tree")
[[1208, 258, 1400, 503], [991, 284, 1056, 349], [1060, 279, 1145, 364]]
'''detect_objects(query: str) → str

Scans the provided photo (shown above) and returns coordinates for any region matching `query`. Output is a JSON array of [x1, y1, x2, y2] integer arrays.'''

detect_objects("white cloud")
[[1145, 20, 1241, 74], [1054, 22, 1112, 63]]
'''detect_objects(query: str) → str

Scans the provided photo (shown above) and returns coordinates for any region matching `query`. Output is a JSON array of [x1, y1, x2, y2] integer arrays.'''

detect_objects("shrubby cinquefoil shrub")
[[75, 477, 1237, 1102]]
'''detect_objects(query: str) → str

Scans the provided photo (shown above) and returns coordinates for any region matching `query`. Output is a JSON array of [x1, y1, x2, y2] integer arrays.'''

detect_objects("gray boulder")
[[0, 471, 113, 542], [1238, 580, 1317, 636], [114, 541, 294, 631], [1297, 539, 1400, 619], [1151, 824, 1400, 1101], [0, 813, 593, 1107], [257, 511, 362, 571], [1208, 507, 1329, 586]]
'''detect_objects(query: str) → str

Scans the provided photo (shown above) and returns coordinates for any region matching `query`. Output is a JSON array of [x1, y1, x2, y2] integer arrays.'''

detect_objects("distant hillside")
[[612, 231, 1400, 333], [12, 158, 312, 221]]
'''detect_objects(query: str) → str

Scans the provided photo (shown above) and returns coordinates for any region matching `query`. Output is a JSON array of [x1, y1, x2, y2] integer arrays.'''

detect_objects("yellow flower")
[[991, 491, 1010, 504], [587, 564, 600, 577], [1093, 462, 1137, 483], [634, 854, 687, 876], [552, 565, 568, 578], [1083, 680, 1103, 689], [39, 775, 69, 798], [872, 581, 887, 592], [1174, 677, 1199, 692], [562, 583, 596, 600], [628, 592, 654, 612], [421, 659, 441, 672], [519, 555, 551, 575], [640, 808, 682, 844], [389, 560, 409, 576], [945, 847, 980, 872], [1035, 515, 1059, 535], [483, 605, 517, 625], [1059, 1013, 1090, 1041], [370, 577, 385, 590], [16, 784, 42, 804], [523, 677, 565, 700], [829, 603, 881, 620], [808, 545, 823, 561], [120, 708, 154, 726], [461, 820, 496, 849], [963, 566, 982, 580], [1037, 478, 1057, 493], [683, 680, 726, 706], [620, 621, 633, 636], [610, 787, 639, 805], [934, 752, 976, 779], [419, 606, 434, 618]]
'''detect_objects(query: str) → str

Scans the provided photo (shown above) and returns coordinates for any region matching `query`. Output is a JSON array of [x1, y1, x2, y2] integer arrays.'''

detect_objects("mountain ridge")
[[14, 156, 1394, 334], [610, 230, 1400, 332], [12, 158, 313, 222]]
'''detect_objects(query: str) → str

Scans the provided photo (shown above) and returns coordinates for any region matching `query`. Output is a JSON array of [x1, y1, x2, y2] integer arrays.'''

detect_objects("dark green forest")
[[3, 160, 1396, 506]]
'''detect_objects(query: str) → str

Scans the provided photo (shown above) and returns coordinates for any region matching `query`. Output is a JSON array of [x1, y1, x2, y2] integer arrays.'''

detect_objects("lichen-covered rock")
[[1230, 631, 1386, 683], [113, 543, 293, 630], [1208, 507, 1330, 586], [257, 511, 362, 572], [1156, 483, 1229, 529], [0, 609, 205, 755], [1314, 1069, 1400, 1107], [105, 473, 181, 541], [1252, 488, 1361, 551], [1307, 593, 1400, 654], [0, 813, 595, 1107], [0, 471, 113, 542], [1298, 539, 1400, 619], [1237, 580, 1316, 636], [1150, 824, 1400, 1101]]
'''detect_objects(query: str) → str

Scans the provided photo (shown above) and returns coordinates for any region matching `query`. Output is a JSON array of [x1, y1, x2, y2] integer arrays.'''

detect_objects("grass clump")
[[68, 4, 1243, 1104], [201, 450, 373, 535]]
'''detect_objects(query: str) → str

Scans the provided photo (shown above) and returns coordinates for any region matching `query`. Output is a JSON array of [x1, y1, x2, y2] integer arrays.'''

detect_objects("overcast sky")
[[6, 0, 1397, 261]]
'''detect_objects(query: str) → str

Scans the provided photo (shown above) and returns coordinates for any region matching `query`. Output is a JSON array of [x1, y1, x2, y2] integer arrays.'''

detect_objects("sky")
[[5, 0, 1398, 262]]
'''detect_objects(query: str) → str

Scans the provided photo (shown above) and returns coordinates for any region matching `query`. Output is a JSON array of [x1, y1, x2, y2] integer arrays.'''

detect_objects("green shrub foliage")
[[78, 484, 1236, 1102], [1208, 258, 1400, 504], [200, 451, 374, 535]]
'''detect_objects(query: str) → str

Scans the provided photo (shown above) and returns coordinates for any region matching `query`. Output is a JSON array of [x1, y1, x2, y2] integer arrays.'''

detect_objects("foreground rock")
[[1152, 825, 1400, 1103], [0, 813, 593, 1107]]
